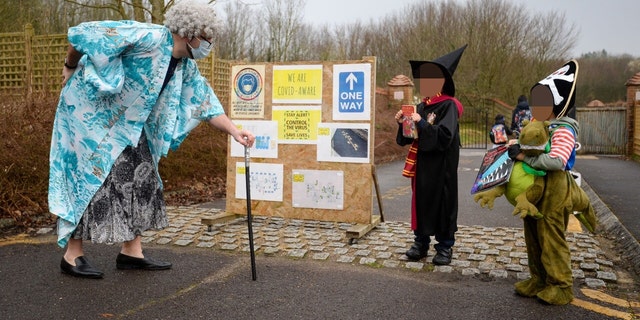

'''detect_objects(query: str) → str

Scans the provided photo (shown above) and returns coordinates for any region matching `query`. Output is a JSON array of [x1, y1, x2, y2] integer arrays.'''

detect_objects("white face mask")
[[187, 39, 212, 60]]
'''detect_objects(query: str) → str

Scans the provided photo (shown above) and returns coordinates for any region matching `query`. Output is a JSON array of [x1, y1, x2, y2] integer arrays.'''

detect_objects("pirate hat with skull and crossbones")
[[530, 59, 579, 120]]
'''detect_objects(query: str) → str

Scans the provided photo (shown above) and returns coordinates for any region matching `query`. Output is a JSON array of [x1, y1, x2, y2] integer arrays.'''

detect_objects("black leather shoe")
[[60, 256, 104, 279], [405, 242, 428, 261], [116, 253, 172, 270], [432, 248, 453, 265]]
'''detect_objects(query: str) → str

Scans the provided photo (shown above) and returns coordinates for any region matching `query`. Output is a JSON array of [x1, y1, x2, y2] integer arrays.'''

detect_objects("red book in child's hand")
[[401, 105, 415, 117], [401, 105, 418, 139]]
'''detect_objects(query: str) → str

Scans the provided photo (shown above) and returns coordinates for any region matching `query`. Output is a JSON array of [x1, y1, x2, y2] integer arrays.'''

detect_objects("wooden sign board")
[[224, 57, 376, 225]]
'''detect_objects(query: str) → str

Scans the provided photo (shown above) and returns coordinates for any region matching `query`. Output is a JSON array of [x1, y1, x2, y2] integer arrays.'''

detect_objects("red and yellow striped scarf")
[[401, 142, 419, 177]]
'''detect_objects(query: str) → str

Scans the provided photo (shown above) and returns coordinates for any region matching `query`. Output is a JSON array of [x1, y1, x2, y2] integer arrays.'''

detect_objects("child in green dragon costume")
[[475, 60, 597, 305]]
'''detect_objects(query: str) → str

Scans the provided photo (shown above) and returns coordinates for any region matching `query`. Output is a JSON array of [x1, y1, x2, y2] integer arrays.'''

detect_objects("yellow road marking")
[[571, 298, 633, 320], [381, 185, 411, 199], [567, 214, 583, 232], [581, 288, 640, 308], [577, 155, 599, 160], [0, 234, 55, 246]]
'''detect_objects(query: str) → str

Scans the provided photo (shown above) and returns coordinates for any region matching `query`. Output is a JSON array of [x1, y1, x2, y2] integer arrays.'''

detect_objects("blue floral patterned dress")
[[49, 21, 225, 247]]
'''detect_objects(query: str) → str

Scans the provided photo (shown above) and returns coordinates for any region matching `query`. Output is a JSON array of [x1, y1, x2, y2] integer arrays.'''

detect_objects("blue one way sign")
[[338, 71, 365, 113], [332, 63, 371, 121]]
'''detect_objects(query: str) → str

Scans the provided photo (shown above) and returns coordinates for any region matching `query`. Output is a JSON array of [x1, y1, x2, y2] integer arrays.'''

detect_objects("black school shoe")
[[116, 253, 172, 270], [405, 242, 429, 261], [60, 256, 104, 279], [432, 248, 452, 265]]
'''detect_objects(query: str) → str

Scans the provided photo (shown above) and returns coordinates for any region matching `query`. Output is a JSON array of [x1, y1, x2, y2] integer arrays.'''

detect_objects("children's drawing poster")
[[235, 162, 284, 202], [230, 120, 278, 158], [272, 65, 323, 104], [292, 169, 344, 210], [317, 123, 370, 163], [230, 65, 265, 118], [272, 106, 321, 144]]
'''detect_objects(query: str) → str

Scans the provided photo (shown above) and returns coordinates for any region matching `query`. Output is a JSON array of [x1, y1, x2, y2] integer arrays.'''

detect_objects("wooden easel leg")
[[346, 215, 381, 244], [372, 165, 385, 222], [345, 165, 385, 244], [201, 212, 242, 232]]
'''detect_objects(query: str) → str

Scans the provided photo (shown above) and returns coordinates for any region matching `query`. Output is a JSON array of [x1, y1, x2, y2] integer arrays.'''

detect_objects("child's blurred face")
[[530, 85, 554, 120], [418, 78, 445, 98], [416, 63, 445, 98]]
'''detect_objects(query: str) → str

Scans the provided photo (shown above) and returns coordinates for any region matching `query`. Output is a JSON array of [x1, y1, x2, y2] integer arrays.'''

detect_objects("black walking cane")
[[244, 139, 257, 281]]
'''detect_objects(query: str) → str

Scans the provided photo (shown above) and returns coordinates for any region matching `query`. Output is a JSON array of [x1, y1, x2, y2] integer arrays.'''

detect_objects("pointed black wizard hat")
[[530, 59, 579, 120], [410, 44, 467, 97]]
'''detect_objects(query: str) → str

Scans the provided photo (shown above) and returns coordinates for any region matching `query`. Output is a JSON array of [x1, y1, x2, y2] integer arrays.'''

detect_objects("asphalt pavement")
[[573, 154, 640, 242], [0, 150, 639, 320]]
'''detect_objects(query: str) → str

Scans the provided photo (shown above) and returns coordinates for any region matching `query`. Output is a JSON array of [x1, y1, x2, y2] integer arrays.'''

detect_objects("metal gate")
[[460, 106, 491, 149], [460, 106, 628, 154], [576, 107, 627, 154]]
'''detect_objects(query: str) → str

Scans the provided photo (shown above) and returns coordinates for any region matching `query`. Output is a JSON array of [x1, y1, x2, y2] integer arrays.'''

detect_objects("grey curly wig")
[[164, 1, 216, 39]]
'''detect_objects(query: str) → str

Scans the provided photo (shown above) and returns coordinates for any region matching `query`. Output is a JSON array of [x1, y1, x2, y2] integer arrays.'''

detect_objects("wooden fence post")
[[625, 74, 640, 157], [24, 24, 34, 110]]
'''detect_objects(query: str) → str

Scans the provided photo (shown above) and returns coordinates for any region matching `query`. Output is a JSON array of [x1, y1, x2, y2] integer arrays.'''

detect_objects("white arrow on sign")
[[345, 73, 358, 90]]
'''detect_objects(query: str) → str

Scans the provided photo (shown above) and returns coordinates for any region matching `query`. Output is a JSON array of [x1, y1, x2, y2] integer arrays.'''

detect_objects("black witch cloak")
[[396, 98, 460, 239]]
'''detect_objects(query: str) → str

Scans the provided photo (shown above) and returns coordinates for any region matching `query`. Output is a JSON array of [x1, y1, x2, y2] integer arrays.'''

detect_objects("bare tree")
[[61, 0, 177, 24], [459, 0, 538, 101], [9, 0, 632, 110], [305, 25, 336, 61], [0, 0, 66, 33], [367, 0, 578, 108], [262, 0, 306, 62], [332, 21, 372, 60], [213, 1, 256, 60], [577, 51, 638, 106], [285, 22, 314, 61]]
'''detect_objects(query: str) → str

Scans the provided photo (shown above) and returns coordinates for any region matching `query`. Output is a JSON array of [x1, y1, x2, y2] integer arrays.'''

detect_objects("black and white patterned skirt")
[[70, 131, 168, 244]]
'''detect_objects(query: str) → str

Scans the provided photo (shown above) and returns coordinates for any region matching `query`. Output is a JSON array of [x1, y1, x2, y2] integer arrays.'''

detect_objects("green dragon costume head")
[[518, 119, 551, 157]]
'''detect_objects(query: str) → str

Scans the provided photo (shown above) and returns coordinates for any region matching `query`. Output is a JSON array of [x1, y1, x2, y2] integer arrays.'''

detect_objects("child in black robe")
[[395, 45, 467, 265]]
